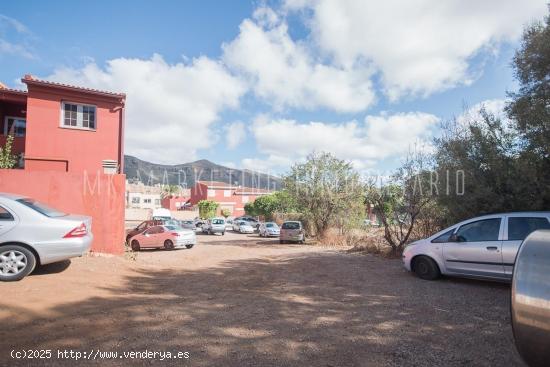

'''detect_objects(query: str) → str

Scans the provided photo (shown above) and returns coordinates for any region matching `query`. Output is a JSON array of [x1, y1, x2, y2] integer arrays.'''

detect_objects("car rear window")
[[508, 217, 550, 241], [16, 198, 66, 217], [212, 219, 224, 224], [266, 223, 276, 228], [282, 222, 300, 230]]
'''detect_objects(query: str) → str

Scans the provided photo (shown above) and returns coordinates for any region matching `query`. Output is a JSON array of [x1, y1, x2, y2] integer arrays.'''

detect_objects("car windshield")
[[266, 223, 277, 228], [16, 198, 66, 217], [239, 221, 248, 226], [282, 222, 300, 230], [165, 225, 179, 231], [212, 219, 224, 224]]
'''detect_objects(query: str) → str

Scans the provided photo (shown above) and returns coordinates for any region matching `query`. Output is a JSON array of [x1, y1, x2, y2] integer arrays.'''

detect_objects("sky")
[[0, 0, 547, 176]]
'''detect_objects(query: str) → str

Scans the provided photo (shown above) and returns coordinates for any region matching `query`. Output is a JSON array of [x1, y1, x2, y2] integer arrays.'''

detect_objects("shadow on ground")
[[0, 251, 522, 367]]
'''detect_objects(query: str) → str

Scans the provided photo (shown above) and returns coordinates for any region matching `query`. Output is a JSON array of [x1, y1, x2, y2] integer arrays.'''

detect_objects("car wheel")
[[279, 239, 284, 244], [0, 245, 37, 282], [131, 240, 141, 252], [222, 231, 225, 236], [413, 256, 440, 280], [164, 240, 175, 250], [186, 244, 194, 249]]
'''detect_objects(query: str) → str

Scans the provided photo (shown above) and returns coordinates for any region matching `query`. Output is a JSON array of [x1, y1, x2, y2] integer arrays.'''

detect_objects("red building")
[[190, 181, 271, 216], [161, 189, 191, 211], [0, 75, 126, 254]]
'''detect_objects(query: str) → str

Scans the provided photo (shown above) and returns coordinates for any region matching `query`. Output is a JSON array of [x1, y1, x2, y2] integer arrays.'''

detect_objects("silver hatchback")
[[402, 212, 550, 281], [0, 192, 93, 281], [280, 221, 305, 244]]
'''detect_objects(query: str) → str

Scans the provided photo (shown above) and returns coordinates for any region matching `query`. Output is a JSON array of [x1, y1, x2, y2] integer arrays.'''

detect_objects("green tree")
[[283, 152, 364, 237], [506, 9, 550, 208], [433, 110, 523, 224], [220, 208, 231, 218], [162, 184, 181, 198], [366, 149, 437, 256], [0, 134, 17, 169], [198, 200, 219, 219]]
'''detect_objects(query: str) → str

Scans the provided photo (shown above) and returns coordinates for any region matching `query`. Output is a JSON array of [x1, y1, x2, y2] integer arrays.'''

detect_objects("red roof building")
[[190, 180, 271, 216]]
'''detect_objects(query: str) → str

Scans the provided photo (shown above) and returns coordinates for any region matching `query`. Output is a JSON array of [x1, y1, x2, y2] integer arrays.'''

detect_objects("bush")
[[198, 200, 219, 219]]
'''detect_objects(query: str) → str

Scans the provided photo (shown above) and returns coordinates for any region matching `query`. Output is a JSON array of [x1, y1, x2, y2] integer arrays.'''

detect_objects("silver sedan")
[[0, 192, 93, 281]]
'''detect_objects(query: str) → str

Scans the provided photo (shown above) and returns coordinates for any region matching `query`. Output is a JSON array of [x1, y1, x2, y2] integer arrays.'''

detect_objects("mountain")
[[123, 155, 282, 190]]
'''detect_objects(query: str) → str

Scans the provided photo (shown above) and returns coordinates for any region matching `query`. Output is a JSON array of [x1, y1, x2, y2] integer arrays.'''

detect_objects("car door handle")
[[486, 246, 498, 251]]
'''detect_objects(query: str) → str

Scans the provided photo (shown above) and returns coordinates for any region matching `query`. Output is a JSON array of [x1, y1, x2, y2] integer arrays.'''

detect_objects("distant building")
[[190, 180, 271, 216], [161, 189, 191, 211], [125, 181, 162, 210]]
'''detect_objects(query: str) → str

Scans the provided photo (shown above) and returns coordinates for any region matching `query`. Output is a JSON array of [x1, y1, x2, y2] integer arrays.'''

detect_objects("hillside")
[[124, 155, 282, 190]]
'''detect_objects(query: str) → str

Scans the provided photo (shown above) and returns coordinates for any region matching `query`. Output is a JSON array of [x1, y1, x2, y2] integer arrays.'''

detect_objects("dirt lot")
[[1, 231, 525, 366]]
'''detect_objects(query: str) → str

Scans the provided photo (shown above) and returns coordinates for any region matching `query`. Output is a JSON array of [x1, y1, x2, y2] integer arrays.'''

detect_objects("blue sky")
[[1, 0, 547, 175]]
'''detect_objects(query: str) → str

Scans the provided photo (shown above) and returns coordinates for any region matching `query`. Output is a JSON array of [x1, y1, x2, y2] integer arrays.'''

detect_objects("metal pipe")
[[511, 229, 550, 367]]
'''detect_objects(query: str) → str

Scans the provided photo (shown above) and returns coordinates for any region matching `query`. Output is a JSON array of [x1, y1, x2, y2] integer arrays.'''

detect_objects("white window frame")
[[223, 190, 231, 197], [207, 189, 216, 197], [242, 196, 249, 204], [3, 116, 26, 137], [60, 101, 97, 131]]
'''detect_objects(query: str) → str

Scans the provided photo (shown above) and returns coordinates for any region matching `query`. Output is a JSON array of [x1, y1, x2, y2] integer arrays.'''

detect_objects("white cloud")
[[457, 99, 509, 126], [0, 14, 34, 59], [45, 54, 246, 163], [245, 112, 438, 171], [222, 6, 375, 113], [285, 0, 547, 100], [224, 121, 246, 149]]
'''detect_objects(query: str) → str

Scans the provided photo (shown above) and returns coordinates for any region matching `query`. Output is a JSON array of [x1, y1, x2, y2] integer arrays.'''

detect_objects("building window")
[[242, 196, 249, 204], [207, 189, 215, 197], [61, 102, 96, 130], [144, 198, 152, 204], [154, 199, 160, 205], [224, 190, 231, 197], [3, 117, 26, 137], [131, 197, 140, 204]]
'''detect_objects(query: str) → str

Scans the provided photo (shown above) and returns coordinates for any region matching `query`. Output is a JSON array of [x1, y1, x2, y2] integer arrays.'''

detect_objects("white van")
[[151, 208, 172, 220]]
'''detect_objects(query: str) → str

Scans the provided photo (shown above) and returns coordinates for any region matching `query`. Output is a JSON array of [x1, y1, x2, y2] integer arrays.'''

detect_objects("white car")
[[233, 221, 254, 234], [0, 193, 93, 281], [402, 212, 550, 281], [259, 222, 280, 237]]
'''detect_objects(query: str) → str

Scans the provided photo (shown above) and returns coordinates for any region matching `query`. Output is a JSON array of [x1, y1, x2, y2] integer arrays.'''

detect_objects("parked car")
[[402, 212, 550, 281], [0, 193, 93, 281], [233, 220, 254, 234], [202, 217, 226, 235], [179, 220, 196, 230], [126, 219, 169, 243], [511, 229, 550, 367], [129, 225, 196, 251], [225, 218, 234, 230], [259, 222, 280, 237], [236, 216, 260, 230], [280, 221, 305, 244]]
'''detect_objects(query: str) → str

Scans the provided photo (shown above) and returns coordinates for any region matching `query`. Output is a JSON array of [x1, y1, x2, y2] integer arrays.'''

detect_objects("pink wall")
[[0, 170, 126, 254], [24, 85, 123, 173]]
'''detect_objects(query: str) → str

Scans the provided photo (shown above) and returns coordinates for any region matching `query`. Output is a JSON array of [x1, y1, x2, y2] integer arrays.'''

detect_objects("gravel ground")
[[0, 231, 525, 366]]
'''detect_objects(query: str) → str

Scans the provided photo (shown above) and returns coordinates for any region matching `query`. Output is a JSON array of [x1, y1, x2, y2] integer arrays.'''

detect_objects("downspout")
[[116, 99, 125, 174]]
